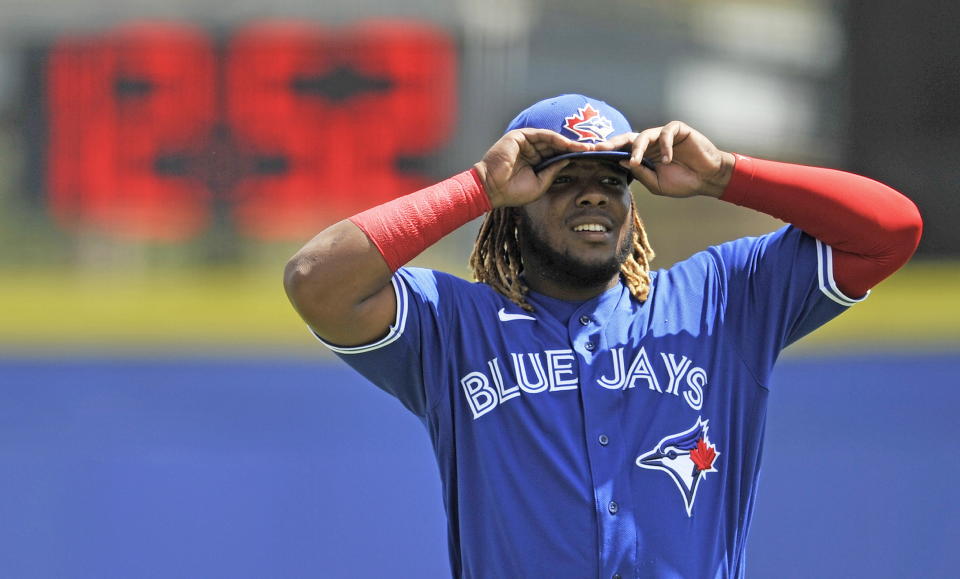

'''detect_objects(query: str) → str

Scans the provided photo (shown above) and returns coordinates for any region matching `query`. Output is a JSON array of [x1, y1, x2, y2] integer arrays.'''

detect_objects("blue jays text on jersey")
[[316, 226, 866, 579], [459, 342, 710, 419]]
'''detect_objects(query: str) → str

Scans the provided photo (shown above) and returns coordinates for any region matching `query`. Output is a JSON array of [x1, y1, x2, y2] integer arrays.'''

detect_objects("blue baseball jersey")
[[317, 225, 865, 578]]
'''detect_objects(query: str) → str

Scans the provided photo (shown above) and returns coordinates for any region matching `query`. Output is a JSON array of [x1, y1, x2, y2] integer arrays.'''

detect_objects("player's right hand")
[[474, 129, 593, 209]]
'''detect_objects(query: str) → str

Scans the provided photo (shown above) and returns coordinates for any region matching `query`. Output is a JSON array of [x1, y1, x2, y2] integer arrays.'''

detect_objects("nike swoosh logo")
[[498, 307, 536, 322]]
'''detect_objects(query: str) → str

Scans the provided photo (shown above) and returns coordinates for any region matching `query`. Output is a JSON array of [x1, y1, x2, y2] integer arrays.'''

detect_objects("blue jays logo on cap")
[[506, 94, 636, 172], [636, 417, 720, 517], [563, 103, 615, 142]]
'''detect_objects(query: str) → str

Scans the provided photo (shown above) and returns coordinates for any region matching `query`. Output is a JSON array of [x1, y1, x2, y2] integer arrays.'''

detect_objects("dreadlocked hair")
[[469, 205, 655, 312]]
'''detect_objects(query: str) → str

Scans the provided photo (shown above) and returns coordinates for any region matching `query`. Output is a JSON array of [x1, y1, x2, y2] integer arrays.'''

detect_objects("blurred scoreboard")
[[39, 20, 457, 241]]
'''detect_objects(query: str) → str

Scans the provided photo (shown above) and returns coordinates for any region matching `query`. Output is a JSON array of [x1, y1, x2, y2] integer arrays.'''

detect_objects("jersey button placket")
[[571, 298, 637, 576]]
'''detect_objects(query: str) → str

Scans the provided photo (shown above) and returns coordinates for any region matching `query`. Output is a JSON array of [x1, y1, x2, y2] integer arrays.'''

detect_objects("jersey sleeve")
[[312, 267, 448, 418], [708, 225, 867, 381]]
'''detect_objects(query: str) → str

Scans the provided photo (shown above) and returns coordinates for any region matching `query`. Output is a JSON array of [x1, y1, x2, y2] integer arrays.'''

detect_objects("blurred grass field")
[[0, 260, 956, 357]]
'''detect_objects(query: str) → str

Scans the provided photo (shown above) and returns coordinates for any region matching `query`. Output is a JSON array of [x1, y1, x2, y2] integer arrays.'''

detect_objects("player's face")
[[516, 160, 635, 293]]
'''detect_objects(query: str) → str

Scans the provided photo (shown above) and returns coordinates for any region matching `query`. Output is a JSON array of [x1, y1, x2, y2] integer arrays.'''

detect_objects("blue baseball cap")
[[505, 94, 648, 172]]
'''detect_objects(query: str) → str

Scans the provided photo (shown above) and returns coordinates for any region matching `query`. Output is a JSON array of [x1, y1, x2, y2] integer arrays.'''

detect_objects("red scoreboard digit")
[[47, 23, 217, 240], [44, 20, 457, 241]]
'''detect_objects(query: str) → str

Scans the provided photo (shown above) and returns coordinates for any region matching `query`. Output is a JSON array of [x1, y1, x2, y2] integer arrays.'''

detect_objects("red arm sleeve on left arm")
[[720, 155, 923, 298]]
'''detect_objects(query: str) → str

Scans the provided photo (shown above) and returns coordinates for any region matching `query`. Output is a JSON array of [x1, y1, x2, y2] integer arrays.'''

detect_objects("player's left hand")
[[595, 121, 737, 199]]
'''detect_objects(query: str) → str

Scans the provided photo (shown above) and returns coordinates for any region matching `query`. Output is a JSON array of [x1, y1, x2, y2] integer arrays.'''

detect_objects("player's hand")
[[595, 121, 737, 199], [474, 129, 594, 208]]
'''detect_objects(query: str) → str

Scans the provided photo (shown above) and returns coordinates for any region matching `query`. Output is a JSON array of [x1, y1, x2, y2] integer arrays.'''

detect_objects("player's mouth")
[[570, 219, 614, 241]]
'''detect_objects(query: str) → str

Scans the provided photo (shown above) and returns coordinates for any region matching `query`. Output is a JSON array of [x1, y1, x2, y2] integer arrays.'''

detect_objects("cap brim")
[[533, 151, 655, 172]]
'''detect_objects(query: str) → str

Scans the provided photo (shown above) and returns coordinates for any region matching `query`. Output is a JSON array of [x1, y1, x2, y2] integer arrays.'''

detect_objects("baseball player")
[[284, 95, 921, 578]]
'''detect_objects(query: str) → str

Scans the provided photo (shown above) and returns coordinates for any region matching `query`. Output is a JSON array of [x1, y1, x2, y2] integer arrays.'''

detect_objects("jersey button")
[[613, 574, 622, 579], [584, 341, 596, 351], [579, 315, 590, 326], [608, 501, 619, 514], [598, 434, 609, 446]]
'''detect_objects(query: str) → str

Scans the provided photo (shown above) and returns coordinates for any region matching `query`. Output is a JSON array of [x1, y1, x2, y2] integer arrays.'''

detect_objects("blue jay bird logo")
[[563, 103, 615, 142], [636, 417, 720, 517]]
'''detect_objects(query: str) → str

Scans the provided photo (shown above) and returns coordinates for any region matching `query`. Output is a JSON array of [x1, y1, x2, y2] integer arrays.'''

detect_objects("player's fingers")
[[594, 133, 635, 151], [592, 132, 657, 174], [519, 129, 593, 158], [658, 121, 685, 164], [623, 158, 657, 174], [535, 159, 571, 190], [624, 158, 661, 195], [629, 128, 661, 168]]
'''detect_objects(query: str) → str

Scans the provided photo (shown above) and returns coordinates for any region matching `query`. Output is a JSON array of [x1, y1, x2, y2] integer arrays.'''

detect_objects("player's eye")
[[552, 175, 573, 185], [601, 176, 625, 187]]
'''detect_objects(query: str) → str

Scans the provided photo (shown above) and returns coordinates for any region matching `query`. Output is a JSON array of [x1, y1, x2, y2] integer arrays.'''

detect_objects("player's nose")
[[575, 184, 609, 207]]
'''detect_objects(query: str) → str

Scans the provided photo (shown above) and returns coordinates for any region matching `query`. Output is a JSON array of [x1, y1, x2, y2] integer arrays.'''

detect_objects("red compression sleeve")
[[720, 155, 922, 298], [349, 169, 492, 271]]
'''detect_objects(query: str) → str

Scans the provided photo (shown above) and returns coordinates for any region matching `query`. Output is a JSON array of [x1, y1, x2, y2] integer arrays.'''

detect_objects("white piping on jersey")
[[314, 274, 410, 354], [315, 238, 863, 353], [815, 238, 870, 307]]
